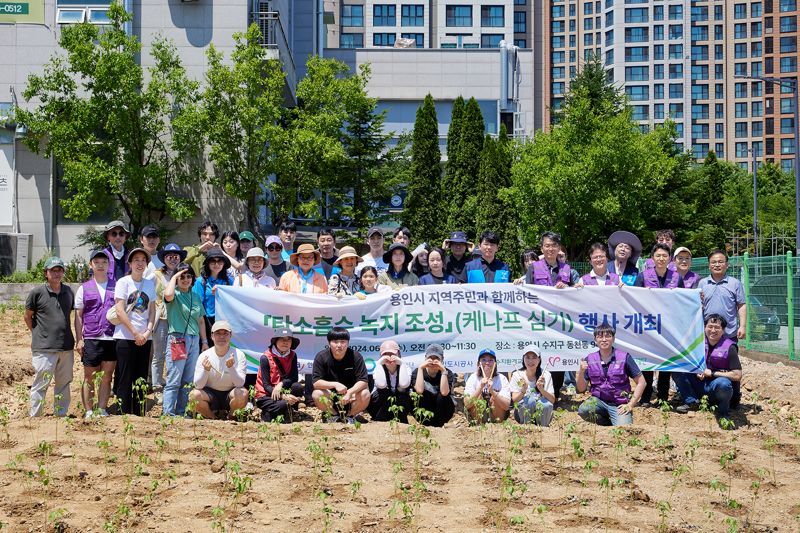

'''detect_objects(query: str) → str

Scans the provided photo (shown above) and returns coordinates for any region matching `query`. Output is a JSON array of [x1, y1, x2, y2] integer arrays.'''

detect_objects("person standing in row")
[[465, 231, 510, 283], [25, 257, 75, 417], [606, 231, 641, 286], [151, 244, 185, 399], [673, 247, 701, 289], [278, 221, 297, 262], [328, 246, 362, 297], [279, 244, 329, 293], [194, 247, 233, 345], [237, 248, 276, 289], [699, 250, 746, 342], [102, 220, 131, 286], [74, 250, 116, 418], [140, 224, 162, 279], [582, 243, 621, 286], [113, 248, 156, 415], [379, 243, 419, 289], [184, 221, 219, 277], [264, 235, 291, 284], [359, 226, 388, 273], [419, 247, 457, 285], [163, 263, 207, 417]]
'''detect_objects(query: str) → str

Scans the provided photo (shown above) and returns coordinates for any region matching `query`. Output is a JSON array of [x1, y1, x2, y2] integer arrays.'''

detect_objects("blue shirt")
[[607, 261, 640, 287], [465, 258, 510, 283], [697, 274, 745, 339], [281, 249, 293, 262], [192, 275, 232, 318]]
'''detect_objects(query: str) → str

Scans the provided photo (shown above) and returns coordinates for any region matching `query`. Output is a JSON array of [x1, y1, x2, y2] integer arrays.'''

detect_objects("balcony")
[[251, 8, 297, 99]]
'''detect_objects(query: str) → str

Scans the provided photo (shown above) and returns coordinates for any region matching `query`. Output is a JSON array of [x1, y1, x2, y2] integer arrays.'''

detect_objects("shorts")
[[82, 339, 117, 367], [203, 387, 232, 412]]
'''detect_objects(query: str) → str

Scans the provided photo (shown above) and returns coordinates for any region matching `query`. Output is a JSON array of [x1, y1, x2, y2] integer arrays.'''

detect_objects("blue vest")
[[465, 258, 510, 283]]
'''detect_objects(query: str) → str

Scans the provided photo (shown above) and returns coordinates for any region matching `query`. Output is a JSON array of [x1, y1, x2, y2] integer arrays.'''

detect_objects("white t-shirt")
[[75, 280, 114, 341], [237, 271, 277, 289], [357, 253, 389, 274], [144, 256, 164, 280], [509, 369, 554, 398], [112, 276, 157, 340], [464, 373, 511, 401], [193, 346, 247, 392]]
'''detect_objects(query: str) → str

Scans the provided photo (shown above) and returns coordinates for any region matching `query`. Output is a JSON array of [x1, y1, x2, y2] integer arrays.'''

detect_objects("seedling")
[[133, 377, 148, 417], [307, 436, 336, 532], [747, 468, 768, 528], [0, 406, 10, 443], [47, 508, 67, 532], [699, 395, 716, 435], [349, 479, 363, 499], [763, 436, 778, 485], [53, 391, 63, 442], [719, 447, 738, 507]]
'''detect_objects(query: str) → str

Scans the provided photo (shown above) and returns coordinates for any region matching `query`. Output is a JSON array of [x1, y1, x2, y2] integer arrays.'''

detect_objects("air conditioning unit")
[[0, 233, 32, 276]]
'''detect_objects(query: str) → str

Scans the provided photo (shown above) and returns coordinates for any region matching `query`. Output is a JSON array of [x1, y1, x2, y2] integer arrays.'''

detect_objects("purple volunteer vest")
[[642, 267, 680, 289], [531, 260, 571, 286], [706, 337, 735, 372], [81, 279, 116, 338], [581, 272, 621, 286], [682, 271, 700, 289], [586, 349, 632, 406]]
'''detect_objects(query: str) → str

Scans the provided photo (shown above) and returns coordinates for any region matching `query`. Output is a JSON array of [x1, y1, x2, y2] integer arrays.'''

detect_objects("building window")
[[736, 142, 748, 158], [654, 25, 664, 40], [625, 46, 649, 61], [481, 33, 504, 48], [401, 33, 424, 46], [552, 82, 566, 95], [714, 24, 724, 40], [716, 123, 725, 139], [780, 16, 797, 32], [734, 3, 747, 18], [668, 44, 683, 59], [692, 124, 710, 139], [692, 26, 709, 40], [605, 11, 614, 26], [715, 64, 724, 79], [514, 39, 527, 47], [735, 83, 748, 98], [401, 5, 424, 26], [692, 84, 709, 99], [781, 36, 798, 53], [342, 4, 364, 26], [752, 21, 762, 37], [752, 121, 763, 137], [655, 104, 665, 119], [669, 103, 684, 118], [714, 5, 723, 20], [669, 24, 683, 39], [654, 64, 664, 79], [734, 23, 747, 38], [552, 51, 565, 63], [691, 65, 709, 80], [669, 83, 683, 98], [625, 27, 649, 42], [669, 64, 683, 79], [514, 11, 526, 32], [782, 159, 795, 171], [782, 97, 796, 114], [585, 34, 593, 45], [668, 5, 683, 19], [716, 84, 724, 98], [735, 103, 749, 118], [626, 86, 649, 101], [552, 35, 565, 48], [584, 18, 593, 30], [515, 0, 526, 4], [373, 32, 396, 46], [752, 2, 762, 16], [781, 138, 796, 154], [654, 83, 665, 99], [715, 44, 724, 60], [632, 105, 649, 120], [716, 103, 724, 119], [339, 33, 364, 48], [624, 8, 648, 22], [446, 5, 472, 26], [552, 20, 565, 33], [780, 0, 797, 11], [56, 1, 112, 24], [625, 66, 649, 81], [691, 6, 708, 21], [781, 57, 798, 72], [752, 101, 764, 117], [654, 44, 664, 60], [373, 5, 396, 26], [735, 63, 747, 76], [552, 5, 564, 17], [782, 118, 796, 134], [692, 104, 709, 119], [735, 122, 748, 138], [481, 6, 504, 27], [735, 43, 748, 58]]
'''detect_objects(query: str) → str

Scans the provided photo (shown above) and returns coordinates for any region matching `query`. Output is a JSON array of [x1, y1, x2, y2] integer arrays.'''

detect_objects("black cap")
[[140, 224, 160, 237]]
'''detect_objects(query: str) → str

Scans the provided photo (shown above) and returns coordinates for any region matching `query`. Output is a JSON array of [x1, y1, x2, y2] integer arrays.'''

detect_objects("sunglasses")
[[109, 231, 126, 237], [179, 273, 194, 280], [208, 258, 224, 263], [267, 245, 282, 251]]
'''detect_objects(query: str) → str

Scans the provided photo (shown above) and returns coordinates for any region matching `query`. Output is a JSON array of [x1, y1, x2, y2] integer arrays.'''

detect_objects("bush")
[[0, 252, 89, 284]]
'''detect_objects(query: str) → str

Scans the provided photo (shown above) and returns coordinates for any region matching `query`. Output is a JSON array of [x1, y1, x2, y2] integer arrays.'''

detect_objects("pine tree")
[[446, 97, 485, 238], [443, 96, 465, 192], [402, 94, 442, 244]]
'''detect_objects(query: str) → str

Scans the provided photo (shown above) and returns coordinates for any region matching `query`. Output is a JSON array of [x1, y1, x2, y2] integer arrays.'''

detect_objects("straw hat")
[[334, 246, 363, 266], [289, 243, 321, 266]]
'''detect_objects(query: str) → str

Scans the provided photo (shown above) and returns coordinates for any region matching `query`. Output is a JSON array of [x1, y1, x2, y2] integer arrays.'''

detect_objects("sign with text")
[[215, 284, 705, 375], [0, 1, 44, 24]]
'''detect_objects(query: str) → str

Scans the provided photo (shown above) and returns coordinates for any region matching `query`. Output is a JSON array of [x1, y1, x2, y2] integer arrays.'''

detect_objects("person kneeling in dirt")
[[188, 321, 248, 419], [254, 328, 304, 422], [464, 349, 512, 423], [576, 323, 646, 426], [673, 314, 742, 419], [311, 327, 371, 423], [411, 344, 456, 427], [368, 340, 412, 423]]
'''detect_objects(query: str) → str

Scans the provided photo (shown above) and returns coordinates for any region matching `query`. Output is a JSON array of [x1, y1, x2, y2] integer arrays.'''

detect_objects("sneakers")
[[84, 410, 94, 420], [99, 409, 109, 417], [675, 403, 697, 414], [324, 415, 340, 424]]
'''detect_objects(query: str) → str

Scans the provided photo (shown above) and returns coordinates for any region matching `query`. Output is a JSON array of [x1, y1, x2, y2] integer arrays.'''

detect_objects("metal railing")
[[250, 7, 296, 95]]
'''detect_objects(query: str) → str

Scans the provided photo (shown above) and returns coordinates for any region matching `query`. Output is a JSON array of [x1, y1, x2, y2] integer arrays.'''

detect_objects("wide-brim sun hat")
[[270, 327, 300, 350], [289, 243, 321, 266], [103, 220, 130, 237], [127, 247, 151, 263], [607, 231, 643, 265], [444, 230, 474, 249], [204, 247, 232, 271], [382, 242, 413, 265], [157, 243, 188, 263], [334, 246, 363, 266]]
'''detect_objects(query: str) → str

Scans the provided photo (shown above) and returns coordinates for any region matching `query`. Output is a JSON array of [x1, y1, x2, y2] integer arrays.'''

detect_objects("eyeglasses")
[[675, 256, 691, 262], [109, 231, 126, 237], [267, 245, 282, 251]]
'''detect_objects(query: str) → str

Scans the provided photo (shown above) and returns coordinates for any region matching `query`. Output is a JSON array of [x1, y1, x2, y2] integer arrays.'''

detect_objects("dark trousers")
[[416, 390, 455, 427], [642, 371, 672, 404], [368, 389, 411, 423], [551, 371, 565, 402], [115, 339, 152, 415], [203, 316, 216, 347], [255, 383, 304, 422]]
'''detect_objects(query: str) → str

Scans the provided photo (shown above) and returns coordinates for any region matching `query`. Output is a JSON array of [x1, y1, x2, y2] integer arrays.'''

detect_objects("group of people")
[[25, 220, 744, 427]]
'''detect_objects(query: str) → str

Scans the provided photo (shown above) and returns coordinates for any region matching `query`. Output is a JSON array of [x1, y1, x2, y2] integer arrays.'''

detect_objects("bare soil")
[[0, 307, 799, 532]]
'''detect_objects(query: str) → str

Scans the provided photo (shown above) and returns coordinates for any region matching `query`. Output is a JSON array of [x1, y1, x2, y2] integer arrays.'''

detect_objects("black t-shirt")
[[271, 261, 288, 278], [322, 255, 338, 266], [411, 367, 456, 396], [312, 347, 369, 388], [445, 254, 469, 283]]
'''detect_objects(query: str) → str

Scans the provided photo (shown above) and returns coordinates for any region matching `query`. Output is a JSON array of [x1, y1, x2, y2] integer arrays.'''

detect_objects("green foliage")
[[446, 97, 485, 238], [402, 94, 442, 245], [17, 2, 204, 235], [0, 252, 87, 283]]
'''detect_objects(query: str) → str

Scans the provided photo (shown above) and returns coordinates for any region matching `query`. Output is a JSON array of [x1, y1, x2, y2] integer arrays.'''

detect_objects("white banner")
[[215, 284, 705, 376]]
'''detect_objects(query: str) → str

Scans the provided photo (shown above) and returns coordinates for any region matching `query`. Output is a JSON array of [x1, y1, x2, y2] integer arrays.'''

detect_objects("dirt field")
[[0, 307, 799, 532]]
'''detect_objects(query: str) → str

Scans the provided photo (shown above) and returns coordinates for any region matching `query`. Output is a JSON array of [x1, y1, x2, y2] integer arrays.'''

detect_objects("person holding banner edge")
[[577, 323, 646, 426], [311, 327, 371, 423]]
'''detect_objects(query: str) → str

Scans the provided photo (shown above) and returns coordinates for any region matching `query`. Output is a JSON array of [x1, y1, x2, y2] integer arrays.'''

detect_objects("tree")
[[16, 3, 204, 236], [442, 96, 465, 234], [446, 97, 484, 237], [560, 53, 625, 119], [202, 23, 285, 235], [402, 94, 442, 244]]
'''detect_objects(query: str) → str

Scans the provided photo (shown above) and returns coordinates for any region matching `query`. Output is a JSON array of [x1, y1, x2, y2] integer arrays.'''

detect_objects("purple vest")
[[581, 272, 621, 286], [642, 267, 680, 289], [645, 258, 676, 271], [706, 337, 735, 372], [682, 271, 700, 289], [586, 349, 631, 406], [81, 280, 116, 338], [530, 259, 570, 286]]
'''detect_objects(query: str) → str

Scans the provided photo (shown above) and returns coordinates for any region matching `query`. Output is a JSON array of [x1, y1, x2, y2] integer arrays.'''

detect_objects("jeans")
[[162, 333, 200, 416], [150, 319, 168, 389], [578, 396, 632, 426], [514, 394, 554, 426], [30, 350, 74, 417], [672, 374, 734, 417]]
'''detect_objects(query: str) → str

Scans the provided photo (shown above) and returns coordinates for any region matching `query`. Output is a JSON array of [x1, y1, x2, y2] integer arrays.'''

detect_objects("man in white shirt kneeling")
[[189, 321, 248, 419]]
